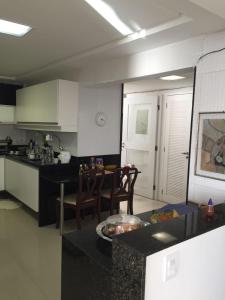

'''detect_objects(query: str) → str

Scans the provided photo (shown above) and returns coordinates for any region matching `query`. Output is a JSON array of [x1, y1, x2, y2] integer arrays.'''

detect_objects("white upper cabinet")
[[0, 105, 15, 123], [16, 79, 79, 132]]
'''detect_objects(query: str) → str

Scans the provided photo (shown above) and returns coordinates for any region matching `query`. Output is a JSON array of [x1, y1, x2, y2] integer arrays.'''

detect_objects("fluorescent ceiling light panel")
[[0, 19, 31, 37], [160, 75, 186, 81], [85, 0, 133, 35]]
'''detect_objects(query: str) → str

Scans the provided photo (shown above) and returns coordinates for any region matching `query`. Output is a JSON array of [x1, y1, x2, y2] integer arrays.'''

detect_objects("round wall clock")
[[95, 112, 107, 127]]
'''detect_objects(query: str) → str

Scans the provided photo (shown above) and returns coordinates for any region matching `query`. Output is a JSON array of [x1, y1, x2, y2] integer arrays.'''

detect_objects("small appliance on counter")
[[0, 136, 14, 155], [58, 151, 71, 164]]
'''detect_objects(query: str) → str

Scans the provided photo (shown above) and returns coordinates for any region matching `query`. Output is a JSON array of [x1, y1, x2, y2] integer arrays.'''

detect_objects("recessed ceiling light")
[[85, 0, 133, 36], [160, 75, 186, 81], [0, 19, 31, 37]]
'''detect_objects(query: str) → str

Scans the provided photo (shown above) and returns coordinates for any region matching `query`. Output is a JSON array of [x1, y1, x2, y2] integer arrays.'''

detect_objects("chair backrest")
[[112, 167, 138, 196], [78, 168, 105, 201]]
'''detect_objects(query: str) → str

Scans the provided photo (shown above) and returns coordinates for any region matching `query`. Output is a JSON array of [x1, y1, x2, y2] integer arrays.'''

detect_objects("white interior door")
[[160, 91, 192, 204], [122, 93, 158, 199]]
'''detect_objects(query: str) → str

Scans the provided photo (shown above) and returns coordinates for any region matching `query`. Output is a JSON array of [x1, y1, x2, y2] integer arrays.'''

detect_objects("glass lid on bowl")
[[105, 214, 142, 225]]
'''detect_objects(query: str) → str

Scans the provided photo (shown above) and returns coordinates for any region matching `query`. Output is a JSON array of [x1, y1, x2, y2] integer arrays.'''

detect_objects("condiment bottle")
[[90, 157, 95, 169], [207, 198, 214, 218], [79, 164, 84, 175]]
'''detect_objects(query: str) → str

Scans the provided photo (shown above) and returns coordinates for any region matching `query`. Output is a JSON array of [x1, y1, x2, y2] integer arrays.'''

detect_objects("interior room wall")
[[0, 125, 26, 145], [188, 47, 225, 205], [77, 84, 122, 157], [145, 225, 225, 300]]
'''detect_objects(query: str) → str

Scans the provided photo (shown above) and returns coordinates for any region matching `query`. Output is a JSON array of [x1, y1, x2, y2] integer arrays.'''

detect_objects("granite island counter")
[[62, 204, 225, 300]]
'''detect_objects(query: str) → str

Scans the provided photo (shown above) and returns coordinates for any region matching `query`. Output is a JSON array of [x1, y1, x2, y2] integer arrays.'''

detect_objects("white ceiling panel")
[[105, 0, 180, 30], [0, 0, 225, 82]]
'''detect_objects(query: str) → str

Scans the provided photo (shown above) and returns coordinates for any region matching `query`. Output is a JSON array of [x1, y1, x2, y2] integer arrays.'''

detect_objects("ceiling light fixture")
[[160, 75, 186, 81], [0, 19, 31, 37], [85, 0, 133, 35]]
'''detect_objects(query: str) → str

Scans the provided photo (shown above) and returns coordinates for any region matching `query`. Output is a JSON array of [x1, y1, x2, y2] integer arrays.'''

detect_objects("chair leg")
[[81, 209, 85, 220], [76, 207, 81, 230], [130, 197, 133, 215], [116, 202, 120, 214], [110, 199, 114, 215], [56, 201, 60, 229], [127, 200, 130, 214], [97, 198, 101, 223], [92, 205, 96, 220]]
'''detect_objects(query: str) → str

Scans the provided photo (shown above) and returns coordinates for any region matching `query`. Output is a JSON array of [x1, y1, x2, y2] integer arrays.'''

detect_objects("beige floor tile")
[[0, 194, 167, 300], [120, 194, 166, 214], [0, 207, 61, 300]]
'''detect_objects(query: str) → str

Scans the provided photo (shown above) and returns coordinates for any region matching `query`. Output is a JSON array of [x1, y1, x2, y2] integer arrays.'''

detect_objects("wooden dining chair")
[[101, 166, 138, 215], [56, 168, 105, 229]]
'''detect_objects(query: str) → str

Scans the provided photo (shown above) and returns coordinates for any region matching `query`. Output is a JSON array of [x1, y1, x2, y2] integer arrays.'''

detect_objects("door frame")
[[121, 91, 160, 199], [155, 87, 194, 202], [121, 75, 196, 203]]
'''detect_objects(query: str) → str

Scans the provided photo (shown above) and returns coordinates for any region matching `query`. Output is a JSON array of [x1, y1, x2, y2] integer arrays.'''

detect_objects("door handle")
[[181, 152, 189, 155], [122, 142, 125, 149]]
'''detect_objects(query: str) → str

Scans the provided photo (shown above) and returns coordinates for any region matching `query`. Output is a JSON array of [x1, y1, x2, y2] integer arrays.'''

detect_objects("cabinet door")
[[5, 159, 39, 212], [0, 158, 4, 191], [16, 81, 58, 123], [0, 105, 15, 123]]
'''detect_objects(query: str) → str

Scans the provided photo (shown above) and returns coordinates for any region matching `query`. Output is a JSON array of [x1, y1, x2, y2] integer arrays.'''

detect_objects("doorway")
[[121, 92, 158, 199], [122, 75, 194, 205], [157, 90, 193, 204]]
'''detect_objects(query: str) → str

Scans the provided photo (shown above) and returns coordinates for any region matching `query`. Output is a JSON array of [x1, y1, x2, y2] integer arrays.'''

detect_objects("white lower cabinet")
[[0, 157, 4, 191], [5, 159, 39, 212]]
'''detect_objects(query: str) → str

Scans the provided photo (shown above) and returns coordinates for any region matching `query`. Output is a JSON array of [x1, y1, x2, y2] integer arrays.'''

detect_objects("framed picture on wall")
[[196, 112, 225, 181]]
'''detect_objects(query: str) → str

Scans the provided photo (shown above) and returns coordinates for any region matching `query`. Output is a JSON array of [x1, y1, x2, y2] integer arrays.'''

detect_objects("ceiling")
[[1, 0, 225, 83]]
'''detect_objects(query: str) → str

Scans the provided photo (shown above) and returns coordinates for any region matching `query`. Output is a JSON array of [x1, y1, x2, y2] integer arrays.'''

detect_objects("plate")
[[96, 219, 150, 242]]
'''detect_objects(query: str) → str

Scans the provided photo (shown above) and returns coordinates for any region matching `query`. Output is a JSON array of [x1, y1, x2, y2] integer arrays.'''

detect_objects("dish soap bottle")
[[207, 198, 214, 218]]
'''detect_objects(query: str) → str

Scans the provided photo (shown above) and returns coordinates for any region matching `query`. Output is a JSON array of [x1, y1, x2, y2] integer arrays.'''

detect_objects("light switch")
[[163, 252, 179, 282]]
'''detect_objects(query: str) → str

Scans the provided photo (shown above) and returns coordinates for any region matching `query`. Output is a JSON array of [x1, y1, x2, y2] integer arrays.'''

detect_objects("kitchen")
[[1, 1, 225, 300]]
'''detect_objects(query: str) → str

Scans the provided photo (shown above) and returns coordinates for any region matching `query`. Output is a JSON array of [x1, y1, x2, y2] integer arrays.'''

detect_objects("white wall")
[[145, 225, 225, 300], [189, 44, 225, 205], [77, 84, 121, 156], [0, 125, 26, 145], [79, 37, 203, 84], [19, 84, 121, 157]]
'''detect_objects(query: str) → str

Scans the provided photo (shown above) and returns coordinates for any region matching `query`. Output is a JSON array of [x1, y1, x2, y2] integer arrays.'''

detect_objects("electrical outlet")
[[163, 252, 179, 282]]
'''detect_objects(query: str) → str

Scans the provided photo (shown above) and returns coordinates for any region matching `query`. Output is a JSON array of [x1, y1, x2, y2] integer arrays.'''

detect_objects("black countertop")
[[5, 154, 60, 168], [62, 204, 225, 300], [5, 154, 75, 169], [62, 204, 225, 267], [63, 224, 112, 273], [113, 204, 225, 257]]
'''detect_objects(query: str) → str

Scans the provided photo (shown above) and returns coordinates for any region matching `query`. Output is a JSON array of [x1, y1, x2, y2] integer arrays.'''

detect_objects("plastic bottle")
[[207, 198, 214, 218], [79, 164, 84, 175]]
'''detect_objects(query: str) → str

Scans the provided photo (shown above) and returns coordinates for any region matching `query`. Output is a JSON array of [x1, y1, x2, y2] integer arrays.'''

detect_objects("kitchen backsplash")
[[25, 131, 78, 156], [0, 125, 26, 144]]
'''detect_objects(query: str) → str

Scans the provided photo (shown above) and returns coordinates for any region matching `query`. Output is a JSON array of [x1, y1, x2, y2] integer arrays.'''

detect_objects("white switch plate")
[[163, 252, 179, 282]]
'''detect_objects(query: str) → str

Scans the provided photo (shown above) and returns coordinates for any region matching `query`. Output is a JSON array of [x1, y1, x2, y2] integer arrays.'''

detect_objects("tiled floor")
[[0, 206, 61, 300], [0, 195, 166, 300], [120, 194, 166, 214]]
